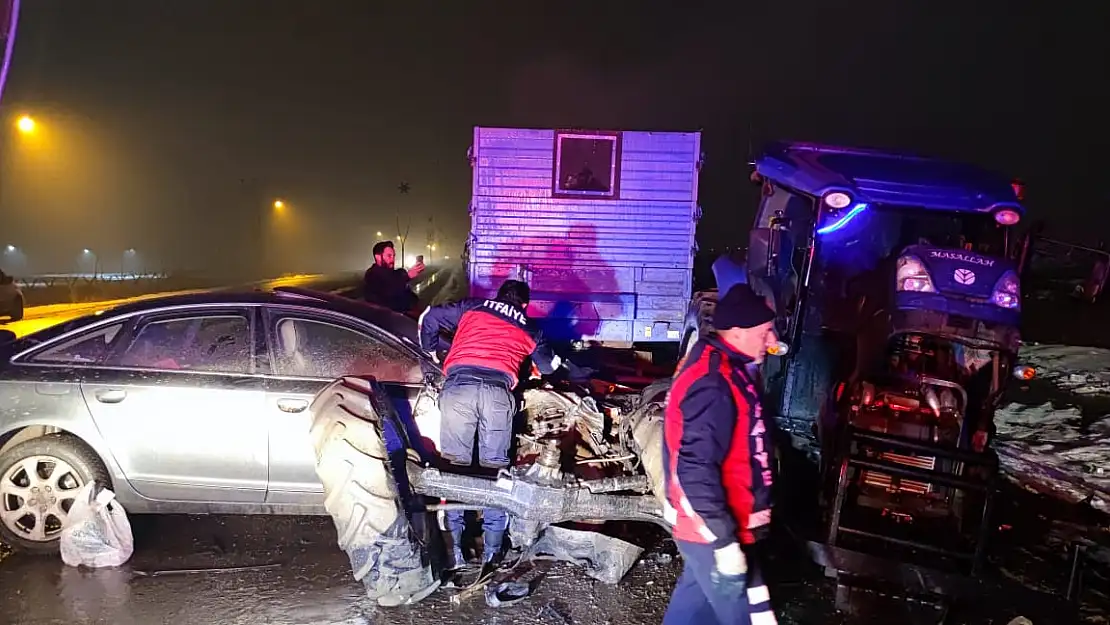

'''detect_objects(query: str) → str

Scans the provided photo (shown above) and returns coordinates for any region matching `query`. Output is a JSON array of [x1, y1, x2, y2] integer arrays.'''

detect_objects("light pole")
[[80, 248, 99, 277], [123, 248, 137, 275], [1, 113, 38, 224]]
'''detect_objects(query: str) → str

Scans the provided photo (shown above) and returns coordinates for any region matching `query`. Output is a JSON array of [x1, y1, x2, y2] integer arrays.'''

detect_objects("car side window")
[[27, 323, 126, 365], [107, 315, 252, 374], [270, 316, 422, 384]]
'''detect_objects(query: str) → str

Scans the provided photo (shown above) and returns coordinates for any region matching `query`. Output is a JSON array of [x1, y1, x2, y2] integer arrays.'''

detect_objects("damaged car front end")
[[308, 371, 672, 607]]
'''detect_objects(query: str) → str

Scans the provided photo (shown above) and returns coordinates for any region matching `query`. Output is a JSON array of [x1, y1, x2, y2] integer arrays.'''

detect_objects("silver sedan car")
[[0, 288, 440, 553]]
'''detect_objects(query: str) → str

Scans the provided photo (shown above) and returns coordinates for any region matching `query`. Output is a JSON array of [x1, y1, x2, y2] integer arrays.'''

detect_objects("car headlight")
[[990, 270, 1021, 309], [896, 255, 936, 293]]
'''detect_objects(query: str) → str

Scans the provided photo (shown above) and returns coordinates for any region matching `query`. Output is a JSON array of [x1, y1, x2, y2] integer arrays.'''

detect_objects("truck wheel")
[[0, 434, 111, 554], [309, 377, 439, 607]]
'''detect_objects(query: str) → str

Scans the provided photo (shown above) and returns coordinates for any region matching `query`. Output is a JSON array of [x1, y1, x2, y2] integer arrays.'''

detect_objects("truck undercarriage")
[[308, 374, 671, 607]]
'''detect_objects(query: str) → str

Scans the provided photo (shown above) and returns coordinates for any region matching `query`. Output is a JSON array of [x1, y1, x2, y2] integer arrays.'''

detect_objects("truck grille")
[[861, 452, 936, 495]]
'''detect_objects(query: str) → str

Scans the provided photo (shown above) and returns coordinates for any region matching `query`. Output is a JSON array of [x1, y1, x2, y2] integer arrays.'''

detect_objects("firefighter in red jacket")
[[662, 283, 780, 625], [418, 279, 560, 571]]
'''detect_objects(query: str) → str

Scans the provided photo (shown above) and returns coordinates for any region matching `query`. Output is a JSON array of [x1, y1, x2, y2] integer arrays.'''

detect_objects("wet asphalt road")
[[2, 483, 1107, 625]]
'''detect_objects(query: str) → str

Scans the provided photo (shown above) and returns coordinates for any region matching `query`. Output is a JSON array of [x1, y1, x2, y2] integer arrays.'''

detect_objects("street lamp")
[[4, 245, 14, 253], [376, 231, 383, 237], [273, 199, 285, 210], [16, 115, 34, 134], [122, 248, 138, 275], [79, 248, 99, 276]]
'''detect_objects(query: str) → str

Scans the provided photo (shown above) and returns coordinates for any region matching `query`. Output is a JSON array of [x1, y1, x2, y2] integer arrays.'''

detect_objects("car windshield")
[[871, 205, 1008, 257]]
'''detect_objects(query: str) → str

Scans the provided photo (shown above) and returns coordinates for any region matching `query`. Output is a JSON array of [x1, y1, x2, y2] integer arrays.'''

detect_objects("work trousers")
[[663, 539, 777, 625], [438, 372, 517, 534]]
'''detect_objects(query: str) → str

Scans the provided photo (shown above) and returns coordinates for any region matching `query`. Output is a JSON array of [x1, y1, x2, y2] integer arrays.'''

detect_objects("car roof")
[[754, 141, 1024, 215], [14, 288, 420, 348]]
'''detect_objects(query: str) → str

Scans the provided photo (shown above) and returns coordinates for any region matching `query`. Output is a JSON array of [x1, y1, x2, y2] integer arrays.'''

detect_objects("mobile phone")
[[416, 255, 424, 264]]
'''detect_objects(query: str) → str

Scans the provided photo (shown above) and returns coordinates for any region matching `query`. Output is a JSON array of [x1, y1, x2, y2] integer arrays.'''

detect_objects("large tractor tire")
[[681, 292, 718, 358], [309, 377, 439, 607]]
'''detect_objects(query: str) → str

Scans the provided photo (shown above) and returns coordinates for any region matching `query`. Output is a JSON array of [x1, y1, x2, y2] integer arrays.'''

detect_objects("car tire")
[[308, 377, 439, 607], [0, 434, 111, 554]]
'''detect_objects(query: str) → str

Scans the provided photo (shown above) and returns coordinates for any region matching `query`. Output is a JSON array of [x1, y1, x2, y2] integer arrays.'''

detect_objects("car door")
[[80, 307, 268, 503], [260, 306, 426, 505]]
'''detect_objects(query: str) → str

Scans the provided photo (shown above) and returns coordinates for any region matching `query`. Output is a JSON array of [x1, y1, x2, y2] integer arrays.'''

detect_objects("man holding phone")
[[363, 240, 425, 313]]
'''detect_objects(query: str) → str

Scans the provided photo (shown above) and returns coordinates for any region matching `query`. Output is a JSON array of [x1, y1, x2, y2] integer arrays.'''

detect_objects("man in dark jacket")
[[418, 279, 560, 570], [662, 283, 780, 625], [363, 240, 425, 312]]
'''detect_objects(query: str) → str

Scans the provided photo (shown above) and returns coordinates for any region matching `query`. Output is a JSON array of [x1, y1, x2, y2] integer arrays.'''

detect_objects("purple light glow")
[[0, 0, 22, 107]]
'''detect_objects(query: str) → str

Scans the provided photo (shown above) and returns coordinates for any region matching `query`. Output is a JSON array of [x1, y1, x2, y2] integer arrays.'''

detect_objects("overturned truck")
[[309, 371, 671, 606]]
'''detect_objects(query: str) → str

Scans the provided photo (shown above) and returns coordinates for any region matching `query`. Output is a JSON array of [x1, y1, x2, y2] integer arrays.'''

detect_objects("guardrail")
[[14, 273, 170, 289]]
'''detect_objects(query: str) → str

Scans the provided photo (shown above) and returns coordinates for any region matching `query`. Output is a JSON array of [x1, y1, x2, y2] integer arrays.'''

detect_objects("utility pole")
[[425, 215, 437, 256], [396, 181, 412, 266]]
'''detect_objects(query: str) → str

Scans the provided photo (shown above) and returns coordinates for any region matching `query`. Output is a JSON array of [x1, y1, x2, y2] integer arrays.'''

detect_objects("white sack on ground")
[[59, 481, 134, 568]]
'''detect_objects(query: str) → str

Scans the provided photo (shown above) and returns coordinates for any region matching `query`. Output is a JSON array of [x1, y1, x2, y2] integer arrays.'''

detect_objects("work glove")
[[710, 542, 748, 591]]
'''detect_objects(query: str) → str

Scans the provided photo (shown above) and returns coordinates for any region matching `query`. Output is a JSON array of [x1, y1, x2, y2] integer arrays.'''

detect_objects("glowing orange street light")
[[273, 199, 285, 210], [16, 115, 35, 134]]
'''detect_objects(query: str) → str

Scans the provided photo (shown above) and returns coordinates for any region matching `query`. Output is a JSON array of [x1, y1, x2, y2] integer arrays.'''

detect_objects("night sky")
[[0, 1, 1106, 274]]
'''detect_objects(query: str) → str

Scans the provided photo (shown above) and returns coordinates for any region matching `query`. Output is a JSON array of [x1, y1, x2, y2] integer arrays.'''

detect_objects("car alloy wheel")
[[0, 454, 86, 544]]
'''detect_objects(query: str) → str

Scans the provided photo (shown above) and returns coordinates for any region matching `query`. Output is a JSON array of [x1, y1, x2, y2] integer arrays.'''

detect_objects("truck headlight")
[[990, 270, 1021, 309], [896, 255, 936, 293]]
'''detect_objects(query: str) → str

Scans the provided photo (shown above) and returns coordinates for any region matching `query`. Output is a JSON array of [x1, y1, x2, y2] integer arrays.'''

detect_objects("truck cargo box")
[[467, 127, 702, 345]]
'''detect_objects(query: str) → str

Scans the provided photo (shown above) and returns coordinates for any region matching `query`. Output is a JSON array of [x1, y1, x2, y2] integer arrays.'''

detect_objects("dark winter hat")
[[497, 279, 531, 308], [713, 283, 775, 331]]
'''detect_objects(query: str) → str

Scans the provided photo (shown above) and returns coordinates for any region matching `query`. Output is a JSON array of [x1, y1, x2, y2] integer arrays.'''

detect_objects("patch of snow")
[[1018, 344, 1110, 396], [999, 406, 1110, 512], [996, 341, 1110, 513]]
